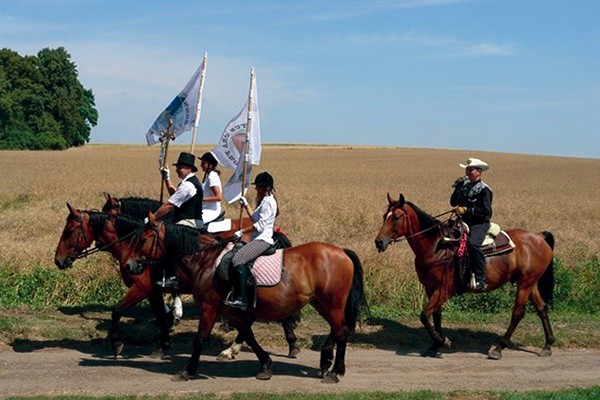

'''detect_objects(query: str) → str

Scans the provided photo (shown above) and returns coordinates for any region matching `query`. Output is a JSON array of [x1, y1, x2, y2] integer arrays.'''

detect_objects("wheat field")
[[1, 144, 598, 304]]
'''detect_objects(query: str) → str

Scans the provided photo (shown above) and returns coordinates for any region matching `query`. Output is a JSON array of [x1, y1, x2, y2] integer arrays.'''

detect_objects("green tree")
[[0, 47, 97, 150]]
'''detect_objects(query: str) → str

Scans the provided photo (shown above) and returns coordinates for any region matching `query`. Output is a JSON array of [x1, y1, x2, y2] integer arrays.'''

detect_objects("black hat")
[[252, 171, 274, 188], [173, 152, 198, 172], [199, 152, 218, 167]]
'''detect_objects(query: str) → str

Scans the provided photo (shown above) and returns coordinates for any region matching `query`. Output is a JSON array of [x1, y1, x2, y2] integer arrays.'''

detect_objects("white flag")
[[212, 75, 261, 171], [145, 64, 202, 145], [222, 152, 253, 203]]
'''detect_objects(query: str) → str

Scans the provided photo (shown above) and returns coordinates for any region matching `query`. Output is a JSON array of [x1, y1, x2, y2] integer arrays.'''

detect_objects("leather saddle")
[[443, 219, 515, 257]]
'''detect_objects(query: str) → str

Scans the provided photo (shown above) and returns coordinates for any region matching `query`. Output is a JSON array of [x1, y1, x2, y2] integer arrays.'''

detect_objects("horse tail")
[[538, 231, 555, 306], [343, 249, 371, 335]]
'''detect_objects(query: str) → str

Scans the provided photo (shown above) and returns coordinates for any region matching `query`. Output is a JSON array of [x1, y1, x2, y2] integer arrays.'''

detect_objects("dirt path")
[[2, 344, 599, 397]]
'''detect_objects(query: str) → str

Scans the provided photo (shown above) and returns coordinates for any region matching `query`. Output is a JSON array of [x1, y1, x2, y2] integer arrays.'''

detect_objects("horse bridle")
[[68, 212, 144, 260], [387, 205, 455, 243]]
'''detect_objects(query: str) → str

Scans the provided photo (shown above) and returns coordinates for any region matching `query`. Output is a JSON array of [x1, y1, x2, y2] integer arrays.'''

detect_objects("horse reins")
[[389, 207, 457, 243]]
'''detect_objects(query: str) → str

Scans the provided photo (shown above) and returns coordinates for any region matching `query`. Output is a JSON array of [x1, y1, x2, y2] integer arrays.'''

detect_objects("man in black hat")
[[150, 151, 204, 290]]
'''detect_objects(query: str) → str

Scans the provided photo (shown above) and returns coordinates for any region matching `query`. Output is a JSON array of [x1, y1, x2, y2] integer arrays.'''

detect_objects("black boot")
[[156, 258, 179, 291], [226, 264, 249, 310]]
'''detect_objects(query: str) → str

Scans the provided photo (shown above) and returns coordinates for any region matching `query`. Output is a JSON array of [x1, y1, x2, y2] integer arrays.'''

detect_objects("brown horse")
[[124, 211, 368, 383], [54, 205, 299, 359], [374, 194, 555, 360]]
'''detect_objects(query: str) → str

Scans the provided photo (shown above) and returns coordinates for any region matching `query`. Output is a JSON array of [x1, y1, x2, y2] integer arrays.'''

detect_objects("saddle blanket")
[[215, 242, 284, 286]]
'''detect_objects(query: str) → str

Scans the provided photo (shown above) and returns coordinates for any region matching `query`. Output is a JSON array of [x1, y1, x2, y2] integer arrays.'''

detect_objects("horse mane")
[[87, 211, 143, 238], [163, 223, 203, 255], [406, 201, 441, 232]]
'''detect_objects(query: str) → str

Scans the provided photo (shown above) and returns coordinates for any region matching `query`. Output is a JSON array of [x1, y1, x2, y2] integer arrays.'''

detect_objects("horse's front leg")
[[420, 290, 450, 358], [110, 283, 154, 358], [216, 333, 244, 361], [173, 303, 218, 381]]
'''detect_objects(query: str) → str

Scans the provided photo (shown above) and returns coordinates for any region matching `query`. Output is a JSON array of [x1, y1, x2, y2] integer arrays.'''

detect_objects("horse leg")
[[528, 286, 555, 357], [282, 314, 301, 358], [109, 285, 153, 358], [173, 304, 219, 381], [432, 309, 451, 349], [420, 291, 450, 358], [318, 333, 335, 379], [216, 333, 244, 361], [234, 321, 274, 380], [147, 291, 171, 359], [325, 332, 349, 384], [489, 287, 530, 360]]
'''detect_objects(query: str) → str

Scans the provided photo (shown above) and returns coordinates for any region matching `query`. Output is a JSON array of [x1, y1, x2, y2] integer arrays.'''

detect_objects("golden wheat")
[[1, 144, 598, 303]]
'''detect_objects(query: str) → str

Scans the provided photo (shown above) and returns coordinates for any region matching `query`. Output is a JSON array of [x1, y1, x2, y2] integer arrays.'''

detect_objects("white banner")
[[222, 152, 253, 203], [145, 64, 202, 146], [211, 74, 261, 171]]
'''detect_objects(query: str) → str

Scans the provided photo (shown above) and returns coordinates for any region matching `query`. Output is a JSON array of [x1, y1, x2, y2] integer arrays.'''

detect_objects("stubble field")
[[0, 144, 599, 307]]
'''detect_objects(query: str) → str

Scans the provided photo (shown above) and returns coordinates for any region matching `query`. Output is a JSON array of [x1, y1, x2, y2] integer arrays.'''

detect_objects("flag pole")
[[160, 118, 174, 203], [239, 68, 255, 224], [189, 52, 207, 154]]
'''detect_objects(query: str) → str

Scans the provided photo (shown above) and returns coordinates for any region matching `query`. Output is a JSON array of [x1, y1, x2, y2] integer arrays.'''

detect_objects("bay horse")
[[54, 205, 299, 360], [100, 193, 300, 359], [124, 211, 368, 383], [374, 194, 555, 360]]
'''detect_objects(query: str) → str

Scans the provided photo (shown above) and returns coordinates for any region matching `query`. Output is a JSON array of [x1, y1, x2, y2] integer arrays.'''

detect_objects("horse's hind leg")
[[529, 286, 555, 357], [489, 287, 530, 360], [318, 333, 335, 378], [282, 314, 301, 358], [420, 291, 450, 358], [147, 291, 171, 358]]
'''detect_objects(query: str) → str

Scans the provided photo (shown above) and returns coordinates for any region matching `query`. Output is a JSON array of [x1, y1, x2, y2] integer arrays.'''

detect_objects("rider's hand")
[[160, 167, 170, 181], [234, 230, 243, 239], [239, 196, 249, 207], [454, 206, 468, 216], [452, 176, 467, 188]]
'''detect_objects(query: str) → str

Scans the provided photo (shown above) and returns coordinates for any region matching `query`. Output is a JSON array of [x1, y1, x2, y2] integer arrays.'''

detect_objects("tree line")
[[0, 47, 98, 150]]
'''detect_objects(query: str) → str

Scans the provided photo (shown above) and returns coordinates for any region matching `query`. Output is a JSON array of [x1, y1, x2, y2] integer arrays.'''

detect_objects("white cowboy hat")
[[459, 157, 489, 171]]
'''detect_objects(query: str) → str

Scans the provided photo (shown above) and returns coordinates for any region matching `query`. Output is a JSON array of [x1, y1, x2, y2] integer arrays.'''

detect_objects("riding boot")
[[226, 264, 249, 310], [156, 257, 180, 291]]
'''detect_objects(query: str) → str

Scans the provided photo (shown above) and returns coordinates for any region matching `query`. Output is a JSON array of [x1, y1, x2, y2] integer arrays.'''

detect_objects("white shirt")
[[202, 171, 222, 214], [168, 173, 198, 208], [251, 195, 277, 245]]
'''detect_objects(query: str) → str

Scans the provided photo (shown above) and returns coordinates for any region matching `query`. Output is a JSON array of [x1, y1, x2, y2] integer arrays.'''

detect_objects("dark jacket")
[[450, 180, 493, 225], [173, 175, 203, 222]]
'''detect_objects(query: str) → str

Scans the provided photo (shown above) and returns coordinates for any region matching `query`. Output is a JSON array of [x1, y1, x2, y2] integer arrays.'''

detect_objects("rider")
[[198, 152, 223, 225], [450, 157, 493, 292], [225, 171, 278, 310], [150, 151, 204, 290]]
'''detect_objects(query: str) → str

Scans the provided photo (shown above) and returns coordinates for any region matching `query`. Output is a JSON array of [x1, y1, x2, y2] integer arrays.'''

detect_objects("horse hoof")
[[256, 367, 273, 380], [216, 353, 234, 361], [172, 370, 190, 382], [112, 341, 124, 357], [538, 349, 552, 357], [150, 347, 165, 359], [488, 349, 502, 360], [321, 372, 340, 384], [288, 347, 300, 358], [173, 317, 181, 326], [442, 337, 452, 349], [420, 349, 442, 358]]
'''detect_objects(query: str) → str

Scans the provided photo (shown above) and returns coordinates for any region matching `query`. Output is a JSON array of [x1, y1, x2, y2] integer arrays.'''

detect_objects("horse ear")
[[387, 192, 394, 205], [399, 194, 405, 207], [148, 211, 157, 225], [104, 192, 111, 201], [66, 202, 76, 215]]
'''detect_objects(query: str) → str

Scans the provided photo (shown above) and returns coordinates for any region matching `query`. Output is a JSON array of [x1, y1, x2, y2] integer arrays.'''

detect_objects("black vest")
[[173, 174, 203, 222]]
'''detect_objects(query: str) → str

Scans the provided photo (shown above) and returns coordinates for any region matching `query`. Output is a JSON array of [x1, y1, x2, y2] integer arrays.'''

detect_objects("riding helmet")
[[252, 171, 274, 188]]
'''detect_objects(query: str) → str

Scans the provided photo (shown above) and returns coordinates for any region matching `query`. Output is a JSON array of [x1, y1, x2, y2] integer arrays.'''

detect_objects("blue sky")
[[2, 0, 599, 158]]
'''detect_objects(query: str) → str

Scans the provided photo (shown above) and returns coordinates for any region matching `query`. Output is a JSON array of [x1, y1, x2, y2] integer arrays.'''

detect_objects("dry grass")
[[1, 144, 598, 305]]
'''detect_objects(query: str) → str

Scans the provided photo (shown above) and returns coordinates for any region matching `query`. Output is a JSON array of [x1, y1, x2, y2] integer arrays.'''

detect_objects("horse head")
[[374, 193, 411, 252], [125, 211, 166, 274], [54, 203, 95, 269], [101, 192, 120, 215]]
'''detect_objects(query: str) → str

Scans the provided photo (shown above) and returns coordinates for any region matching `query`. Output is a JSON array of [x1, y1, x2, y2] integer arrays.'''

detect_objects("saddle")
[[215, 242, 284, 286], [443, 220, 515, 257], [443, 219, 515, 294]]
